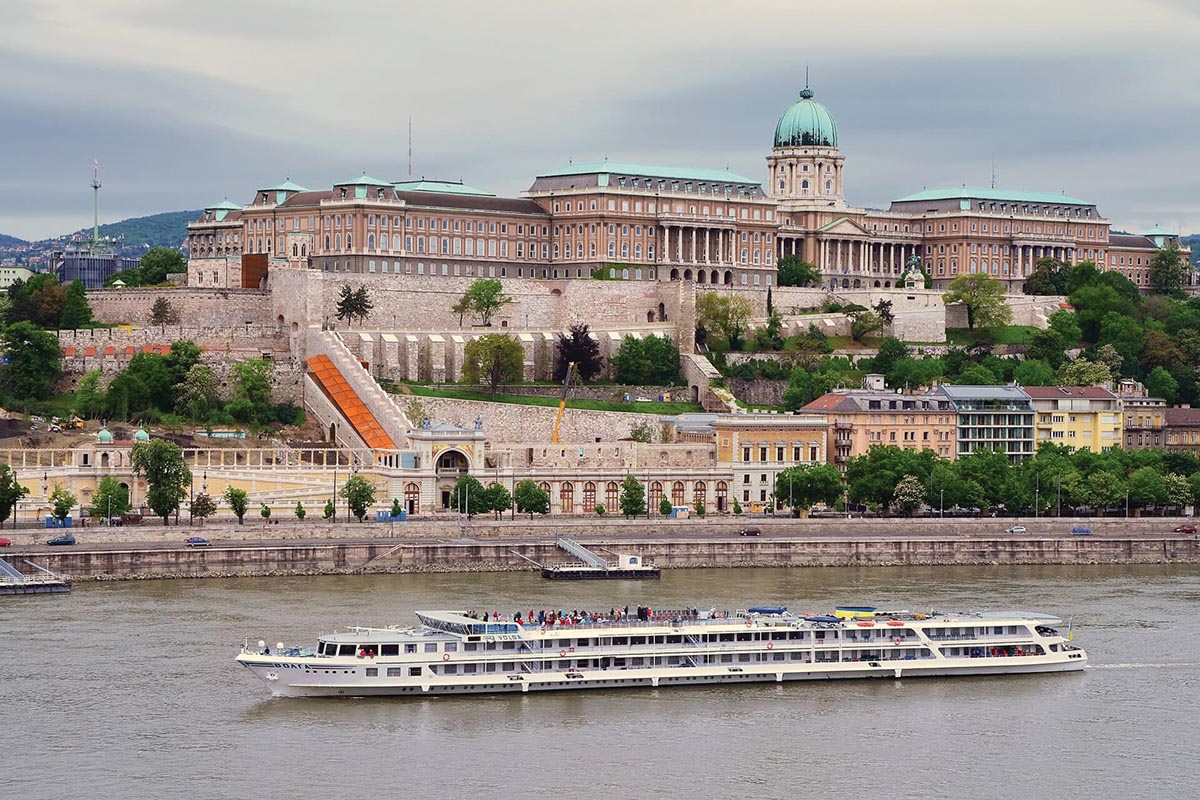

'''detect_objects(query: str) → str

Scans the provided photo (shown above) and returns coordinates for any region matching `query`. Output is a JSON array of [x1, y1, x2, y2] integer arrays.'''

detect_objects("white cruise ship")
[[236, 605, 1087, 698]]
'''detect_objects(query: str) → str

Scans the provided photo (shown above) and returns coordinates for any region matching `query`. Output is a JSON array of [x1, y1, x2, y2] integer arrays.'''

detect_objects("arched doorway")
[[435, 450, 469, 475], [716, 481, 728, 512], [560, 481, 574, 514], [670, 268, 680, 280], [606, 481, 619, 511], [723, 270, 733, 285], [648, 481, 663, 511], [404, 482, 420, 515], [694, 481, 707, 511], [671, 481, 685, 507], [683, 269, 693, 280], [582, 482, 596, 510]]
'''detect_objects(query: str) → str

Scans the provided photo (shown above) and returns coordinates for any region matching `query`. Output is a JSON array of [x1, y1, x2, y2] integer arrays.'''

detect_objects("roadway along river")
[[3, 564, 1198, 799]]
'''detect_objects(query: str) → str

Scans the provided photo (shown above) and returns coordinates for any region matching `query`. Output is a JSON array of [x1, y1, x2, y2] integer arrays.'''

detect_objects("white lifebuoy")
[[766, 641, 774, 650], [893, 636, 902, 645], [745, 620, 753, 627], [559, 649, 567, 657], [442, 653, 450, 662]]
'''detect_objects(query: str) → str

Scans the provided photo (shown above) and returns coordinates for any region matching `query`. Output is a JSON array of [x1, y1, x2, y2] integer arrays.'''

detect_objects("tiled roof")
[[1165, 407, 1200, 426], [396, 191, 547, 215], [1109, 234, 1158, 250], [306, 355, 396, 450], [803, 393, 858, 412], [537, 161, 758, 185], [1023, 386, 1118, 399]]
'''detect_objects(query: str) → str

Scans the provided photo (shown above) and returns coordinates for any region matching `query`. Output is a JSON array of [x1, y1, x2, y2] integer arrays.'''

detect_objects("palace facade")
[[188, 87, 1194, 295]]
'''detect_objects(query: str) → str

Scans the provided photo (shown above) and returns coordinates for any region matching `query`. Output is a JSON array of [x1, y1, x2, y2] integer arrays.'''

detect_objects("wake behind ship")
[[236, 604, 1087, 698]]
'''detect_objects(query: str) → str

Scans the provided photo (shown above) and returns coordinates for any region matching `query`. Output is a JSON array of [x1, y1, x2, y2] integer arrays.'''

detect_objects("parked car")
[[738, 526, 761, 537], [47, 534, 76, 546], [1005, 525, 1027, 534], [185, 536, 211, 547], [1070, 526, 1093, 536], [1173, 524, 1197, 534], [0, 537, 11, 547]]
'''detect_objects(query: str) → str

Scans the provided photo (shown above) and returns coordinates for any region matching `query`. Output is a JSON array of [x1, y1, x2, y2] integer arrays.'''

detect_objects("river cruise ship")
[[237, 605, 1086, 698]]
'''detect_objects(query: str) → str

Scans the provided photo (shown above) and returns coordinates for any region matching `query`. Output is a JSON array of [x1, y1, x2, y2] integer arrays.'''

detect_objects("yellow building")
[[1025, 386, 1123, 452]]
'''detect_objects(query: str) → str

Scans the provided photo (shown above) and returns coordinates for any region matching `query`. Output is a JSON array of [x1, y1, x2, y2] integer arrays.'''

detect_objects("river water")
[[3, 564, 1198, 799]]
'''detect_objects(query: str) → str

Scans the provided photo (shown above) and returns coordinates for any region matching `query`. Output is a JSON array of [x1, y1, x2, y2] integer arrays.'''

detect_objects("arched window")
[[716, 481, 728, 512], [560, 482, 574, 514], [671, 481, 685, 507], [346, 234, 352, 249], [335, 234, 341, 250], [606, 481, 620, 511], [648, 481, 663, 510], [292, 243, 298, 256], [393, 234, 401, 250], [367, 233, 375, 250], [694, 481, 707, 510], [404, 482, 420, 514], [324, 234, 331, 250], [825, 180, 832, 191], [583, 482, 596, 510]]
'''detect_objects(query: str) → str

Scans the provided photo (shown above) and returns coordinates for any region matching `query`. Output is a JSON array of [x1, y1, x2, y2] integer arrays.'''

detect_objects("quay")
[[0, 557, 71, 595]]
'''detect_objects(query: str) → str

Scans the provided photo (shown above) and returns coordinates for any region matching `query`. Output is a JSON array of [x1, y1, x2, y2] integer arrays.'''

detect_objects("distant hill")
[[79, 210, 201, 253], [1182, 234, 1200, 265], [0, 233, 27, 248]]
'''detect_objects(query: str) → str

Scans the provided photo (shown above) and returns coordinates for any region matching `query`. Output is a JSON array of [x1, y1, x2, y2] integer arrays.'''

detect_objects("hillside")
[[1182, 234, 1200, 265], [0, 233, 28, 248], [84, 210, 201, 252]]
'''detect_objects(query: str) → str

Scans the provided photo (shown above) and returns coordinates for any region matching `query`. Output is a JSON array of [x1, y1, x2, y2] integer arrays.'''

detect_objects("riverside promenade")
[[4, 516, 1198, 581]]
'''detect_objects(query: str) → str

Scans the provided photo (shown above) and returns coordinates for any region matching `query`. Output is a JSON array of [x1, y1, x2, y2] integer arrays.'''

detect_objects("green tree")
[[460, 279, 512, 326], [891, 474, 926, 516], [956, 364, 998, 385], [595, 503, 606, 516], [1126, 466, 1166, 511], [1013, 358, 1056, 387], [0, 321, 63, 401], [774, 464, 843, 515], [1149, 242, 1185, 295], [131, 439, 191, 525], [260, 503, 271, 522], [6, 273, 66, 327], [658, 494, 673, 516], [295, 501, 307, 521], [483, 483, 513, 519], [72, 370, 106, 419], [150, 296, 179, 325], [1025, 329, 1066, 368], [323, 499, 336, 520], [776, 256, 820, 287], [451, 294, 472, 327], [1048, 310, 1083, 348], [943, 273, 1013, 330], [60, 280, 93, 329], [618, 475, 646, 518], [1145, 365, 1179, 404], [90, 476, 130, 522], [174, 364, 221, 421], [611, 334, 680, 384], [1163, 473, 1193, 511], [514, 479, 549, 518], [48, 485, 76, 522], [754, 313, 785, 351], [449, 474, 488, 516], [696, 292, 754, 350], [229, 359, 273, 423], [139, 247, 186, 284], [190, 493, 217, 525], [223, 486, 249, 524], [871, 338, 909, 376], [1056, 359, 1112, 387], [554, 322, 603, 381], [0, 465, 27, 528], [461, 334, 524, 398], [340, 474, 376, 521]]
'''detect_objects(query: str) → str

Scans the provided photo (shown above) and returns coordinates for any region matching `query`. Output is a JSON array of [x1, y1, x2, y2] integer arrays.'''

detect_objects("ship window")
[[424, 643, 438, 653], [719, 633, 734, 642], [666, 635, 682, 644], [736, 633, 752, 641], [463, 643, 477, 651], [366, 668, 378, 677], [444, 642, 458, 652], [630, 636, 646, 645], [387, 667, 403, 677], [463, 664, 477, 674], [502, 662, 515, 671], [444, 665, 458, 675], [994, 627, 1004, 635], [579, 638, 593, 647], [338, 644, 357, 656], [380, 644, 399, 656], [405, 644, 417, 654]]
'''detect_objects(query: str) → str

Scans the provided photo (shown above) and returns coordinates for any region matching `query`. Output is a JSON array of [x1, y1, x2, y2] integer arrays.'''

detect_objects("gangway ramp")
[[554, 535, 607, 568]]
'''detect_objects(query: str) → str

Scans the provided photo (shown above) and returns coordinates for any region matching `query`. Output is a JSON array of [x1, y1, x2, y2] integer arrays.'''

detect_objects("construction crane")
[[551, 362, 575, 443]]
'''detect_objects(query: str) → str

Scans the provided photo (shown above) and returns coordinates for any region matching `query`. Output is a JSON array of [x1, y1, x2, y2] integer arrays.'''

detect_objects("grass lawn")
[[946, 325, 1038, 346], [394, 384, 702, 415]]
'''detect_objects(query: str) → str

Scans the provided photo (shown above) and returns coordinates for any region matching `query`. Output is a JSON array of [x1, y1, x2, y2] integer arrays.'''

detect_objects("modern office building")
[[935, 385, 1035, 462]]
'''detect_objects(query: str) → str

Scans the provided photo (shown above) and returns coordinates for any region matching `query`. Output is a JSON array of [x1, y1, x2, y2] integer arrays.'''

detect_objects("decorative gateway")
[[237, 605, 1086, 698]]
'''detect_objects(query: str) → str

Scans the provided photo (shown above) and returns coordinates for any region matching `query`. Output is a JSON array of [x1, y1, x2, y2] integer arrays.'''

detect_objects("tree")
[[90, 476, 130, 522], [1145, 366, 1179, 404], [295, 501, 307, 521], [1056, 359, 1112, 387], [696, 292, 754, 350], [629, 420, 656, 443], [777, 256, 820, 287], [229, 359, 273, 423], [459, 279, 512, 326], [611, 334, 681, 384], [131, 439, 191, 525], [754, 313, 785, 351], [6, 273, 66, 327], [190, 493, 217, 525], [942, 273, 1013, 330], [340, 475, 376, 521], [1149, 242, 1185, 296], [1163, 473, 1193, 511], [774, 464, 843, 515], [175, 364, 221, 422], [72, 370, 106, 419], [335, 284, 373, 326], [554, 323, 603, 381], [1025, 329, 1066, 368], [482, 483, 513, 519], [1095, 343, 1126, 376], [659, 494, 674, 516], [595, 503, 606, 516], [260, 503, 271, 522], [514, 479, 549, 518], [873, 299, 895, 325], [1048, 310, 1083, 348], [619, 475, 646, 518], [223, 486, 249, 524], [1013, 359, 1057, 387], [139, 248, 186, 284], [150, 297, 179, 325], [848, 310, 886, 343], [1126, 466, 1166, 511], [892, 474, 926, 516], [461, 334, 524, 398], [323, 499, 336, 520], [0, 465, 27, 528], [956, 364, 998, 385], [449, 475, 488, 516], [48, 485, 76, 523], [0, 321, 63, 401], [451, 294, 472, 327], [60, 280, 93, 329]]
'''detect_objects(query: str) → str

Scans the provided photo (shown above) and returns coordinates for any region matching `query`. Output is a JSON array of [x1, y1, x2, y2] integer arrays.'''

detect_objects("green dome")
[[774, 88, 838, 148], [134, 427, 150, 442], [97, 427, 113, 443]]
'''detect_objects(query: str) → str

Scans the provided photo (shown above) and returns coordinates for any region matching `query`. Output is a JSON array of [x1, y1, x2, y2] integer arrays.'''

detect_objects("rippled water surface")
[[3, 564, 1198, 799]]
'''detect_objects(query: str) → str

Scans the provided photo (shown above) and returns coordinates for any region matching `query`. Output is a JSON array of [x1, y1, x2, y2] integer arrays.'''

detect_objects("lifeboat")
[[886, 620, 905, 627]]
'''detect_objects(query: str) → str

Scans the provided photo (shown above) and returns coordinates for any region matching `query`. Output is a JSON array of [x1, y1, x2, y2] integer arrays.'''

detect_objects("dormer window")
[[340, 188, 347, 200]]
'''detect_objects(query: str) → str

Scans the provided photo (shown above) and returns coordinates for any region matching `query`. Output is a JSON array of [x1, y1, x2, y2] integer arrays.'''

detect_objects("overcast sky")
[[3, 0, 1199, 240]]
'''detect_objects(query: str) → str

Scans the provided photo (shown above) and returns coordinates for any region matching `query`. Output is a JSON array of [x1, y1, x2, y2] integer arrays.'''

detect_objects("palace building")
[[188, 87, 1194, 295]]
